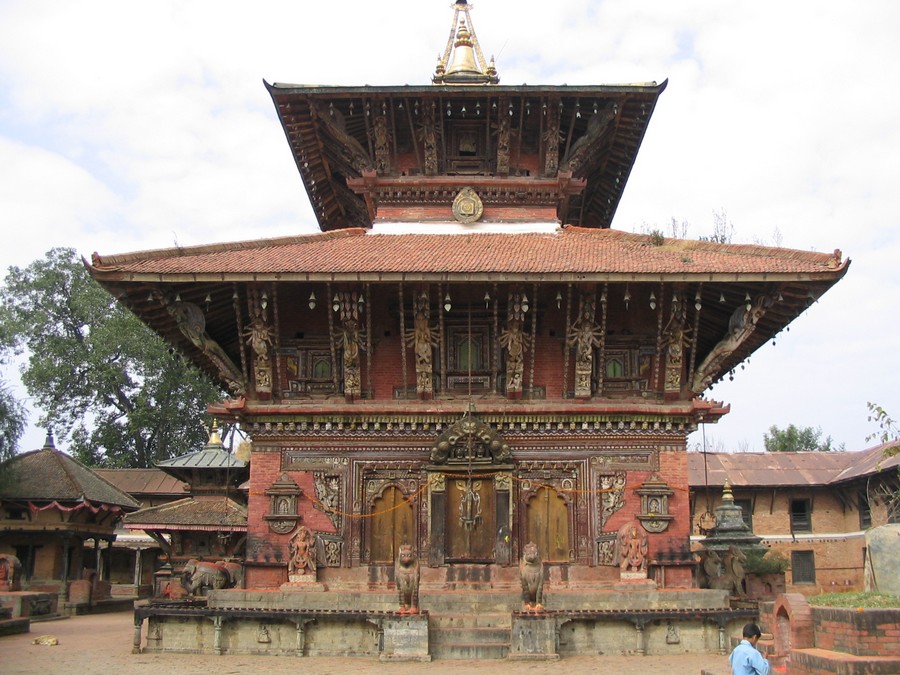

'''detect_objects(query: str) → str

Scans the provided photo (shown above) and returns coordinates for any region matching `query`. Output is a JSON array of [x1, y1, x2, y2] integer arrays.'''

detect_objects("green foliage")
[[743, 550, 790, 575], [648, 229, 665, 246], [763, 424, 841, 452], [1, 248, 223, 467], [867, 402, 900, 454], [809, 591, 900, 608], [0, 380, 26, 463]]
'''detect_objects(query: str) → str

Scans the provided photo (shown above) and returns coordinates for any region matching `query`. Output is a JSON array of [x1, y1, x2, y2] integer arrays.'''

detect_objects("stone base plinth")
[[509, 613, 560, 660], [280, 579, 327, 592], [380, 614, 431, 661]]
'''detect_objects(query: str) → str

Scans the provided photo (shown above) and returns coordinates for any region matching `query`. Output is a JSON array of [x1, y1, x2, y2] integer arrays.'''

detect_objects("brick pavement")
[[0, 611, 729, 674]]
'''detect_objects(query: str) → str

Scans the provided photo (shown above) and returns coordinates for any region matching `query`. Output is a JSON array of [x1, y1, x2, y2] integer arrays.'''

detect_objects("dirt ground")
[[0, 611, 731, 674]]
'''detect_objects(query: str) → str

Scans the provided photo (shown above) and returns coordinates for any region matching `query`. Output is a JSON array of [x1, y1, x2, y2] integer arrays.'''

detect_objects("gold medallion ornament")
[[452, 187, 484, 224]]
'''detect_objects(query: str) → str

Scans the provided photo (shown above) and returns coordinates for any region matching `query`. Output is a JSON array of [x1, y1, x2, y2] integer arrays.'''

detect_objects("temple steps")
[[429, 612, 512, 660]]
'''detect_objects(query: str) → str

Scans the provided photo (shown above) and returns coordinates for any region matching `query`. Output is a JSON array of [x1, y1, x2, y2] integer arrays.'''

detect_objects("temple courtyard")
[[2, 610, 726, 674]]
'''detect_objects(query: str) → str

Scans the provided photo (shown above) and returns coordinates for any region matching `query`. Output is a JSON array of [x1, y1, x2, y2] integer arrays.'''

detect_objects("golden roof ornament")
[[433, 1, 499, 85]]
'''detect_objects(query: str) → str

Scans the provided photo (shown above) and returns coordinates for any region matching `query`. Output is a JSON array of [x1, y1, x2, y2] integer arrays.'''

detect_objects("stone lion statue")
[[395, 544, 420, 614], [519, 541, 544, 611]]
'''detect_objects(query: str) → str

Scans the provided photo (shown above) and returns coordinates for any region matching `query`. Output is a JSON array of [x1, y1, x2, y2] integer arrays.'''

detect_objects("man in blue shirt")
[[729, 622, 770, 675]]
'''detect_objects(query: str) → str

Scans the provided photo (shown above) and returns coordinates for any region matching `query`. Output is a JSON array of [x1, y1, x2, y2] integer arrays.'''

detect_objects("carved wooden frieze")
[[597, 471, 626, 527], [596, 532, 617, 566], [588, 450, 657, 471], [282, 453, 349, 471], [430, 410, 511, 465], [313, 472, 342, 530]]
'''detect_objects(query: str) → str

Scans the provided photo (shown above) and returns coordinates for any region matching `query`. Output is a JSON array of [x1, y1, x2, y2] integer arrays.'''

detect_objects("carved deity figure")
[[499, 317, 531, 395], [288, 526, 318, 578], [165, 297, 246, 394], [567, 295, 602, 397], [245, 305, 275, 392], [373, 114, 392, 175], [336, 318, 362, 398], [617, 521, 649, 573], [698, 547, 747, 597], [404, 293, 438, 397], [395, 544, 420, 614], [519, 541, 545, 611], [244, 306, 274, 360], [542, 99, 561, 177], [661, 301, 690, 393], [418, 109, 439, 176], [691, 295, 772, 393]]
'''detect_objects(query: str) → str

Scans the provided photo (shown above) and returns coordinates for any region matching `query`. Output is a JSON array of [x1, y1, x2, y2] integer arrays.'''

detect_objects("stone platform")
[[134, 579, 754, 660]]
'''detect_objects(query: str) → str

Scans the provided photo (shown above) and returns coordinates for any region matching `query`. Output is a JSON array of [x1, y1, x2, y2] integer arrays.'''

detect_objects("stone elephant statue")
[[182, 559, 232, 596]]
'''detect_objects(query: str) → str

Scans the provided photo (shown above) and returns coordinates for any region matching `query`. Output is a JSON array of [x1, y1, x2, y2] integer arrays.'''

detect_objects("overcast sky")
[[1, 0, 897, 454]]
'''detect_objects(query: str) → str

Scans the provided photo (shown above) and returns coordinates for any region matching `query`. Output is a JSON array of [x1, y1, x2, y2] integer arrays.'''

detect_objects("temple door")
[[445, 477, 496, 562], [369, 486, 415, 563], [525, 487, 570, 562]]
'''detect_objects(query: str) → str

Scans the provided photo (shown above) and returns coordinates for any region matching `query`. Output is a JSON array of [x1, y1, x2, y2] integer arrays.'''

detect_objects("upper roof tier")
[[266, 82, 666, 232]]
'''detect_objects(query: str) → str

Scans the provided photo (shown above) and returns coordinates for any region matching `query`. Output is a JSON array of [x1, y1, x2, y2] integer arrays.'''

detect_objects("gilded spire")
[[433, 1, 499, 85]]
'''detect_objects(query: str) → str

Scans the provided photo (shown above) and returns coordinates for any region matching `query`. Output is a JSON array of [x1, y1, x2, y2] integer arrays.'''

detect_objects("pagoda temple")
[[89, 2, 847, 600]]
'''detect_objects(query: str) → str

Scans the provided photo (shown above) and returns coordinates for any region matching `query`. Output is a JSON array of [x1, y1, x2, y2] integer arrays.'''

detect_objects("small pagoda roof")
[[94, 468, 187, 498], [0, 437, 139, 510], [122, 496, 247, 531], [155, 424, 248, 485]]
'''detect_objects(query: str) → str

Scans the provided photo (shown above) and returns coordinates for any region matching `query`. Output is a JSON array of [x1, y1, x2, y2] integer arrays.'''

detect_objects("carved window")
[[445, 323, 492, 392], [281, 341, 338, 396], [858, 493, 871, 530], [606, 357, 624, 378], [791, 550, 816, 584], [790, 498, 812, 532]]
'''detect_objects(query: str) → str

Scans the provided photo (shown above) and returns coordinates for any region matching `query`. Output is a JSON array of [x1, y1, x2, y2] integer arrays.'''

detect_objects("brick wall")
[[812, 607, 900, 657]]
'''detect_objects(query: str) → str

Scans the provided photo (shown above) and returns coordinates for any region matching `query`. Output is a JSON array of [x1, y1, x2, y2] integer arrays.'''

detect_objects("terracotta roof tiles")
[[91, 227, 846, 279]]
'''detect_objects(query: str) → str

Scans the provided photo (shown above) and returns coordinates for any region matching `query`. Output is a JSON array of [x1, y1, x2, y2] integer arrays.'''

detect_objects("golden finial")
[[207, 419, 223, 447], [432, 1, 499, 85], [722, 478, 734, 504]]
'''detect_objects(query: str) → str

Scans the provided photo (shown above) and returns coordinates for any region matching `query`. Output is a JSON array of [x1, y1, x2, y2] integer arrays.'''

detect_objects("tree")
[[1, 248, 223, 467], [0, 314, 26, 462], [763, 424, 841, 452], [867, 402, 900, 447]]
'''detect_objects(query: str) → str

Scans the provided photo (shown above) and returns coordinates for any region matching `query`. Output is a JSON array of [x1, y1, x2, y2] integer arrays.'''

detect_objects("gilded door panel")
[[370, 486, 415, 563], [446, 478, 496, 562], [526, 487, 569, 562]]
